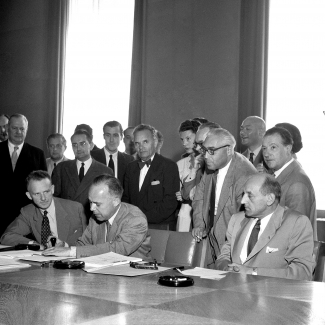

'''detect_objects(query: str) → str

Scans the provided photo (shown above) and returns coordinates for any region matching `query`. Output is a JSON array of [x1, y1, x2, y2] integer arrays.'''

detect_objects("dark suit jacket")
[[216, 206, 314, 281], [91, 149, 134, 184], [276, 159, 317, 240], [0, 140, 47, 236], [52, 159, 113, 220], [122, 154, 179, 228], [1, 197, 87, 246], [76, 202, 151, 259]]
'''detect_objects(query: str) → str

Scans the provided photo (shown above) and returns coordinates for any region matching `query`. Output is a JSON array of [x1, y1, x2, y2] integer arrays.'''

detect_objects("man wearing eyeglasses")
[[192, 128, 257, 269], [52, 129, 113, 221], [46, 133, 70, 176]]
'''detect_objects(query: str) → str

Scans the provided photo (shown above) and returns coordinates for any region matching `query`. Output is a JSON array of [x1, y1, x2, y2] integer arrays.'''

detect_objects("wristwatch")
[[252, 268, 258, 275]]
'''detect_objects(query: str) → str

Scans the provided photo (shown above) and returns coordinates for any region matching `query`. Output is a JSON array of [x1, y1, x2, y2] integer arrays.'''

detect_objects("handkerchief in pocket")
[[266, 246, 279, 253], [151, 180, 160, 185]]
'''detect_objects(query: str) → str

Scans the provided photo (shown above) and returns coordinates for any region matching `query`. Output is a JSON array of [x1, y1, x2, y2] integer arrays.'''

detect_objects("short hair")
[[75, 124, 93, 139], [123, 126, 135, 136], [0, 114, 10, 120], [26, 170, 51, 189], [133, 124, 157, 140], [275, 123, 302, 154], [192, 117, 208, 124], [9, 113, 28, 126], [91, 174, 123, 199], [103, 121, 123, 136], [199, 121, 221, 131], [71, 129, 92, 143], [207, 127, 236, 148], [259, 174, 281, 202], [46, 133, 67, 147], [264, 127, 293, 147], [178, 119, 201, 133]]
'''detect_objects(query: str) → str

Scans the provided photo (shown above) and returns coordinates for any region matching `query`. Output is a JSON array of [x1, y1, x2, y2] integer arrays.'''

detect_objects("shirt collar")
[[76, 157, 92, 168], [51, 156, 65, 164], [39, 198, 55, 216], [141, 153, 155, 163], [8, 140, 24, 151], [218, 157, 232, 177], [248, 145, 262, 157], [104, 147, 118, 158], [274, 158, 294, 178]]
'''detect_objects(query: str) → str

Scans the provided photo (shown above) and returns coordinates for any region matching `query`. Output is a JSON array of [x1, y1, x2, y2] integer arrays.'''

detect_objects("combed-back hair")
[[275, 123, 302, 154], [103, 121, 123, 136], [133, 124, 157, 140], [91, 174, 123, 199], [178, 119, 201, 133], [46, 133, 67, 147], [265, 127, 293, 147], [259, 174, 281, 202], [71, 129, 92, 143], [26, 170, 51, 189]]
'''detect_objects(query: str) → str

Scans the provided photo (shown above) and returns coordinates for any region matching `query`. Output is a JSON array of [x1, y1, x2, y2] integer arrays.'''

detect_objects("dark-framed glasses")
[[201, 144, 229, 155]]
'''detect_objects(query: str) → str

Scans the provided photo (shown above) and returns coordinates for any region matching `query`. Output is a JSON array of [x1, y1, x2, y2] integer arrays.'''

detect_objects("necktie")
[[109, 155, 115, 173], [79, 162, 85, 182], [106, 221, 111, 242], [138, 159, 151, 170], [11, 146, 19, 171], [41, 210, 51, 248], [53, 163, 57, 168], [247, 219, 261, 256], [209, 170, 219, 230], [249, 152, 254, 164]]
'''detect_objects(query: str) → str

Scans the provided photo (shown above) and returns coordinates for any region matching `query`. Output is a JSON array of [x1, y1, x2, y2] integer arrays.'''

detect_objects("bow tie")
[[138, 159, 151, 170]]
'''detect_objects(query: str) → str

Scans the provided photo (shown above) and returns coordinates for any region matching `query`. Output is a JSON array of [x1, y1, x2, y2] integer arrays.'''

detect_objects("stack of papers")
[[0, 250, 42, 259], [0, 257, 31, 271], [179, 267, 228, 280]]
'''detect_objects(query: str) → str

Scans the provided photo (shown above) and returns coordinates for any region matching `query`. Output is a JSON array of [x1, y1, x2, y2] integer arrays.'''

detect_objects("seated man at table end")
[[1, 170, 86, 248], [216, 173, 314, 281], [43, 174, 151, 259]]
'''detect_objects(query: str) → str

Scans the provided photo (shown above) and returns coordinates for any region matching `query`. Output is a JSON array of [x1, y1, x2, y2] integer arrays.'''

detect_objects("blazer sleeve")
[[192, 172, 208, 230]]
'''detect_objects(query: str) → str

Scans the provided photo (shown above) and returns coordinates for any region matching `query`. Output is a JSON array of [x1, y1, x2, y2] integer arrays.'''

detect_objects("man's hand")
[[46, 236, 65, 248], [227, 263, 253, 274], [42, 247, 71, 257], [176, 191, 183, 201], [192, 227, 207, 242]]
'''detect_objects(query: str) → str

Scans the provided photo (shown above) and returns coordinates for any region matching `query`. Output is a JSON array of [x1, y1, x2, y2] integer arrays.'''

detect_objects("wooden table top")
[[0, 265, 324, 325]]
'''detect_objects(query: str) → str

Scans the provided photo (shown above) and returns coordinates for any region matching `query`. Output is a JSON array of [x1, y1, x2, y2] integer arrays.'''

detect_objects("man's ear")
[[51, 185, 54, 194], [266, 193, 276, 206], [26, 192, 32, 200]]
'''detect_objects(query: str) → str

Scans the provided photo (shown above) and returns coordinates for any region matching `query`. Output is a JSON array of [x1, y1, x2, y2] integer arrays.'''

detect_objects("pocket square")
[[266, 246, 278, 253], [151, 180, 160, 185]]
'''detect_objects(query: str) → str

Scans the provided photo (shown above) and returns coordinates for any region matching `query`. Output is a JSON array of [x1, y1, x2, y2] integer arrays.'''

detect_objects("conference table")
[[0, 264, 324, 325]]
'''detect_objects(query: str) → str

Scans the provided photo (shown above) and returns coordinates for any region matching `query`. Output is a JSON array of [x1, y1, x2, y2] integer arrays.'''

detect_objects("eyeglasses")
[[201, 144, 229, 155]]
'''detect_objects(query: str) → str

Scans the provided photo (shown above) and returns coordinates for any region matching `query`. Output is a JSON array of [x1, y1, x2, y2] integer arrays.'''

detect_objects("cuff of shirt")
[[70, 246, 77, 258]]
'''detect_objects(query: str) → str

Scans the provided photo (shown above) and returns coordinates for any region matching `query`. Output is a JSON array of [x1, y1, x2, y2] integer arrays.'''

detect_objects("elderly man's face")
[[0, 115, 9, 141], [48, 137, 66, 162], [26, 178, 54, 210], [240, 118, 263, 148], [134, 129, 157, 161], [262, 133, 292, 171], [8, 117, 28, 145]]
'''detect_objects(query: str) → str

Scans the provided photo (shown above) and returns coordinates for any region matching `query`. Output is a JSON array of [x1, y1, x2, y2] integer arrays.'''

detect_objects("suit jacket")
[[91, 149, 134, 184], [52, 159, 113, 219], [276, 159, 317, 240], [122, 154, 179, 227], [1, 197, 87, 246], [216, 206, 314, 281], [76, 202, 151, 259], [192, 152, 257, 264], [46, 156, 70, 176], [0, 140, 47, 236]]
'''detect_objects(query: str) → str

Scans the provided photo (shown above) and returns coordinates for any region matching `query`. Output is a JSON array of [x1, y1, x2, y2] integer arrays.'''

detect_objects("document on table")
[[75, 252, 143, 272], [85, 263, 171, 276], [0, 250, 43, 259], [179, 267, 228, 280], [0, 257, 31, 270], [19, 255, 66, 263]]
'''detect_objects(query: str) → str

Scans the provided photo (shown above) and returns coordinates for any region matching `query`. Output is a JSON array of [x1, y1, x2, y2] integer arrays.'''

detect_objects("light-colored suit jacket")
[[46, 156, 70, 176], [1, 198, 87, 246], [276, 159, 317, 240], [192, 152, 257, 264], [52, 159, 113, 219], [76, 202, 151, 259], [216, 205, 314, 281]]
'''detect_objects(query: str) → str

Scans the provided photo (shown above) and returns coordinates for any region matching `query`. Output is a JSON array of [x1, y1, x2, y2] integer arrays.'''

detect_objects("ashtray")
[[53, 260, 85, 269], [158, 275, 194, 287]]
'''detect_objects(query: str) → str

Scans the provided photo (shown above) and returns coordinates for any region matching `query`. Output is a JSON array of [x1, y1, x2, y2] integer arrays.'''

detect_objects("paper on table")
[[0, 250, 43, 259], [180, 267, 228, 280], [19, 255, 66, 263], [0, 257, 31, 271]]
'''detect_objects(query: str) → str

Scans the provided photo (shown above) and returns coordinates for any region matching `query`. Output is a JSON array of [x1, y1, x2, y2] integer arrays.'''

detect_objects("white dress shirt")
[[139, 154, 155, 191], [8, 141, 24, 159], [247, 145, 262, 162], [104, 148, 118, 178], [76, 157, 92, 176], [274, 158, 294, 178]]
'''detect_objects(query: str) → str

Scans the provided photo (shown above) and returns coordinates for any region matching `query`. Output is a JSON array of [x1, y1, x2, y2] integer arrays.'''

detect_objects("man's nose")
[[241, 194, 247, 204], [40, 193, 46, 201], [90, 203, 96, 211]]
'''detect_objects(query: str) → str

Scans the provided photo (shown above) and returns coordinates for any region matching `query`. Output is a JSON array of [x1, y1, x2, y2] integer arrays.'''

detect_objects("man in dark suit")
[[262, 126, 317, 239], [122, 124, 179, 230], [43, 175, 151, 259], [216, 174, 314, 281], [91, 121, 134, 184], [192, 128, 257, 268], [0, 114, 47, 236], [240, 116, 266, 168], [52, 129, 113, 220], [1, 170, 86, 247]]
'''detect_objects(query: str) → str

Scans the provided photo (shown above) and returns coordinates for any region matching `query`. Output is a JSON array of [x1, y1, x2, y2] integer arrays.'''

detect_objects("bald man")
[[240, 116, 266, 168]]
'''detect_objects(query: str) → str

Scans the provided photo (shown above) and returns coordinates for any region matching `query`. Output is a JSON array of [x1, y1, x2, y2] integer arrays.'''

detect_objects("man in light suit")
[[46, 133, 70, 176], [262, 126, 317, 240], [43, 175, 151, 259], [216, 174, 314, 281], [1, 170, 86, 247], [240, 116, 266, 168], [91, 121, 134, 184], [52, 129, 113, 220], [0, 114, 47, 236], [122, 124, 179, 230], [192, 128, 257, 268]]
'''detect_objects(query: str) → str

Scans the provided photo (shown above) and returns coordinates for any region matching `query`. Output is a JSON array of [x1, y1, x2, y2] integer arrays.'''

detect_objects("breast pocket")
[[150, 180, 163, 203]]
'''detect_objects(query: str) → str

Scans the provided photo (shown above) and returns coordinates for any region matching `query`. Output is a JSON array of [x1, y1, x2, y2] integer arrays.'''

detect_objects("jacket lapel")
[[54, 198, 70, 242], [107, 204, 124, 242], [232, 216, 252, 261], [138, 155, 159, 201], [117, 151, 126, 182], [64, 160, 79, 193], [276, 160, 297, 186], [33, 206, 44, 240], [74, 160, 96, 199]]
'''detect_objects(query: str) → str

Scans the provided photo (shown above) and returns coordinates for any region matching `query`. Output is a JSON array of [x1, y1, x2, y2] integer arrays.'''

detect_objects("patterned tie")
[[209, 170, 219, 230], [79, 162, 85, 182], [41, 210, 51, 248], [109, 155, 115, 173], [249, 152, 254, 164], [247, 219, 261, 256], [11, 146, 19, 171], [138, 159, 151, 170]]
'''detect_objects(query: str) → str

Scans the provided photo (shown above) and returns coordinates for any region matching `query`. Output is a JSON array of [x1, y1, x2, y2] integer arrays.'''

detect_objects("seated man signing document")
[[43, 174, 151, 259], [216, 173, 314, 281]]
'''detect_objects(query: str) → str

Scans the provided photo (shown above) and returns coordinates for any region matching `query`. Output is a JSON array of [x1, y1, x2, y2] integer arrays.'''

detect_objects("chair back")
[[317, 218, 325, 242], [148, 229, 202, 267], [313, 240, 325, 282]]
